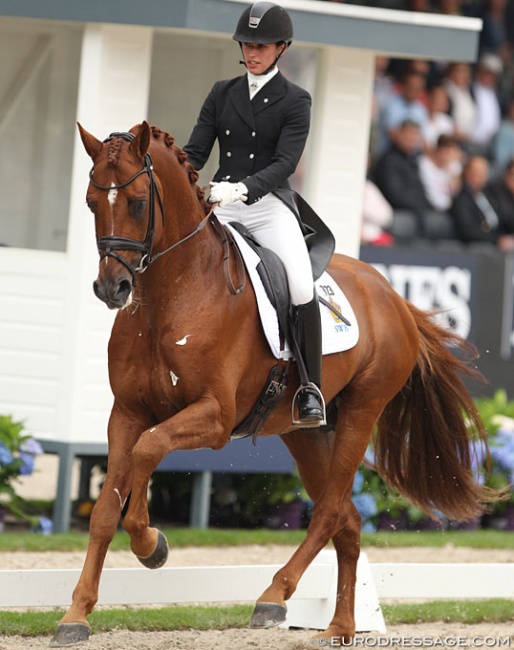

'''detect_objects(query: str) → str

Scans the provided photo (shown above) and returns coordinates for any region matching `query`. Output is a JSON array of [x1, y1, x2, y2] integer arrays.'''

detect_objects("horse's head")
[[78, 121, 159, 309]]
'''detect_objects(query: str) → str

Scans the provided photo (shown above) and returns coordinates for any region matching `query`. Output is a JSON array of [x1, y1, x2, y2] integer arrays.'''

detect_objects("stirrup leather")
[[292, 382, 327, 427]]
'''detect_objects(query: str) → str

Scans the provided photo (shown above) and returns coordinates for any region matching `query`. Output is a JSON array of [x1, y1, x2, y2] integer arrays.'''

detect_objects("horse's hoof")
[[49, 623, 91, 647], [249, 602, 287, 628], [137, 529, 169, 569]]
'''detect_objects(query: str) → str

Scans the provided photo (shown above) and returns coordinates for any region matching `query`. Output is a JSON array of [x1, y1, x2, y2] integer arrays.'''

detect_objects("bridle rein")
[[88, 131, 211, 287]]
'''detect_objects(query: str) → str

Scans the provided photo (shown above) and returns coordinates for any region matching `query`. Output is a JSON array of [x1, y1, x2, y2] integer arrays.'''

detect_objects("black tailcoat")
[[183, 71, 311, 205]]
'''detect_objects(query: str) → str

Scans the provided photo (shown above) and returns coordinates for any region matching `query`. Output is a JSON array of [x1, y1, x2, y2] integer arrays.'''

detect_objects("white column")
[[307, 46, 374, 258], [58, 24, 153, 443]]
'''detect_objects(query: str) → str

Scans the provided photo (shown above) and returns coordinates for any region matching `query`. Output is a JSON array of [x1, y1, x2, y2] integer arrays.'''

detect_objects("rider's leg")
[[217, 195, 325, 426], [294, 293, 325, 424]]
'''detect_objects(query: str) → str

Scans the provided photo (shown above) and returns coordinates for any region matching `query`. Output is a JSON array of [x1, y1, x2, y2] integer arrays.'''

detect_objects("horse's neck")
[[136, 145, 222, 303], [140, 225, 221, 327], [145, 180, 217, 299], [156, 147, 208, 243]]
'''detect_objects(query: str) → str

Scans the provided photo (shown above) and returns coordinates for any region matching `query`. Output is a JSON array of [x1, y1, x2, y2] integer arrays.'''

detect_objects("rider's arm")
[[183, 82, 219, 172]]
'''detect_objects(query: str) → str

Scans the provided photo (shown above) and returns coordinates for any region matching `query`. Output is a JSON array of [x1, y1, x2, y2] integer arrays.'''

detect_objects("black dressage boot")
[[293, 295, 326, 427]]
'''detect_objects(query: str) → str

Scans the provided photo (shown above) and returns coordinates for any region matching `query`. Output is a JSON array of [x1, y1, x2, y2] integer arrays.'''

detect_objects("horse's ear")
[[77, 122, 103, 160], [129, 121, 151, 161]]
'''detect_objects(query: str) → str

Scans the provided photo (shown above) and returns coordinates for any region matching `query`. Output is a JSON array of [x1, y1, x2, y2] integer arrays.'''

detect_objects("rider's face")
[[241, 42, 284, 75]]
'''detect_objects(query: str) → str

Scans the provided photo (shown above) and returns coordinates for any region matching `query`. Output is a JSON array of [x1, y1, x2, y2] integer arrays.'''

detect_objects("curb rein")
[[89, 131, 245, 295]]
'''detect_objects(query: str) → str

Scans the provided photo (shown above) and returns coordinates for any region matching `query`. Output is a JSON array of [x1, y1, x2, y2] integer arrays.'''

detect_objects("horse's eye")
[[86, 200, 96, 214], [130, 199, 147, 218]]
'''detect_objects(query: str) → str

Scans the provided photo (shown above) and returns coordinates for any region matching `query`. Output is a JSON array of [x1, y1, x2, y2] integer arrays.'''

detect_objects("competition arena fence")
[[1, 551, 513, 632]]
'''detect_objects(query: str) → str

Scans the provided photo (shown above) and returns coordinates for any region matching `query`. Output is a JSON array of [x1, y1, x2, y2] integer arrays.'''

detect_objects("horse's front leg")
[[122, 396, 230, 562], [50, 406, 147, 647]]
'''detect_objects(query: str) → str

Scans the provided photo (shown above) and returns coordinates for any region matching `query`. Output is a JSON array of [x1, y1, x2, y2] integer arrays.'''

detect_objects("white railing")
[[1, 552, 513, 633]]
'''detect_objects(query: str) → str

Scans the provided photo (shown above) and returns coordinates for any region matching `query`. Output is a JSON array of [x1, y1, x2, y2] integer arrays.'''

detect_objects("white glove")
[[209, 181, 248, 207]]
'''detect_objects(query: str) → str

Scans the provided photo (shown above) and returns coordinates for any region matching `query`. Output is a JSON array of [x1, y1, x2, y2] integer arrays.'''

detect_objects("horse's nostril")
[[93, 278, 131, 308], [93, 280, 103, 299], [116, 279, 132, 299]]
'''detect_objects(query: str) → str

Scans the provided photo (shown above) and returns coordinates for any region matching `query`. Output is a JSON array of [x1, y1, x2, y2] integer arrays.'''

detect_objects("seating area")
[[355, 1, 514, 253]]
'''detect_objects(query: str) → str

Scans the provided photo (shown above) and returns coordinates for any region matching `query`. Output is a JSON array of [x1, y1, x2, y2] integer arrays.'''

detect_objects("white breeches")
[[215, 194, 315, 306]]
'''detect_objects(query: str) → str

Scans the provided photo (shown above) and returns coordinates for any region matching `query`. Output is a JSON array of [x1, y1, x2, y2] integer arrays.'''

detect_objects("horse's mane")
[[106, 125, 210, 215], [106, 138, 124, 167], [151, 126, 210, 215]]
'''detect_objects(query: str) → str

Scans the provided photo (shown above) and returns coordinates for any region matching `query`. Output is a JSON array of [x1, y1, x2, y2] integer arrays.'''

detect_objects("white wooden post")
[[60, 23, 154, 445], [43, 24, 153, 531], [307, 46, 374, 258]]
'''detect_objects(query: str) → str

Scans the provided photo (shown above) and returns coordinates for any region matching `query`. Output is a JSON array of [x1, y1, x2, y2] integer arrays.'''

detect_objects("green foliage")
[[0, 526, 308, 552], [474, 390, 514, 510], [0, 600, 512, 636], [1, 527, 513, 553], [0, 605, 253, 636], [382, 599, 514, 625], [241, 471, 308, 507], [0, 415, 43, 523], [360, 529, 514, 548], [474, 389, 514, 431]]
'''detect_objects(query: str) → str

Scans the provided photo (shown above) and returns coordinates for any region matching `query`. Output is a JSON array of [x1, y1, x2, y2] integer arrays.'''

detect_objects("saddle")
[[227, 195, 340, 440], [230, 190, 337, 338]]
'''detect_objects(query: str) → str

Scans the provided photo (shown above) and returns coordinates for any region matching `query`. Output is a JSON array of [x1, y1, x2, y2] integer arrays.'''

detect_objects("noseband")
[[89, 131, 211, 287]]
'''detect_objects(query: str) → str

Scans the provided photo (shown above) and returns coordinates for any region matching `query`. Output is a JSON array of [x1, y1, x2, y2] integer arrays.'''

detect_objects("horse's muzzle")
[[93, 276, 133, 310]]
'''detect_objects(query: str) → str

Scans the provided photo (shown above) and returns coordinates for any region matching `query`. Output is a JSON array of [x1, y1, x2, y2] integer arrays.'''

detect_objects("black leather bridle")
[[89, 131, 211, 287]]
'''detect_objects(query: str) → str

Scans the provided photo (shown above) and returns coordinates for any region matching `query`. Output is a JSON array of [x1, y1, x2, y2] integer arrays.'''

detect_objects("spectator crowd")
[[336, 0, 514, 251]]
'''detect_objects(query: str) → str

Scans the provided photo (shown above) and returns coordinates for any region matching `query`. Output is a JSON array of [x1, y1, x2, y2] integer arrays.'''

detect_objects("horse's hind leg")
[[316, 498, 362, 643], [50, 409, 145, 647], [250, 403, 377, 641]]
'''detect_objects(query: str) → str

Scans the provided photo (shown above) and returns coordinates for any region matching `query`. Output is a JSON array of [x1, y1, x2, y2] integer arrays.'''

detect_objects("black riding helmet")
[[232, 2, 293, 46]]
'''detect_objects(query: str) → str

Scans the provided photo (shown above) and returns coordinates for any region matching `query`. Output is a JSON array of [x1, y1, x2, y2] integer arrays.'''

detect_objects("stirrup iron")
[[292, 382, 326, 428]]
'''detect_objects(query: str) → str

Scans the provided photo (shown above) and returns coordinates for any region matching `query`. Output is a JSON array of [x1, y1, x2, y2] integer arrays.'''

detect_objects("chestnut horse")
[[51, 121, 499, 646]]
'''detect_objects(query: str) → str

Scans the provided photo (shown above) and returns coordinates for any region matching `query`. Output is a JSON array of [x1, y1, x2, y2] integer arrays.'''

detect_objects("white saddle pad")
[[227, 225, 359, 360]]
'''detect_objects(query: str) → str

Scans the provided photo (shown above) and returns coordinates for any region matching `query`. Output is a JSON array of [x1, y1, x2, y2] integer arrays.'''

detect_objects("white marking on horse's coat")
[[170, 371, 179, 386], [103, 182, 134, 310], [149, 427, 156, 433], [113, 488, 126, 511], [176, 335, 191, 346], [108, 183, 118, 207]]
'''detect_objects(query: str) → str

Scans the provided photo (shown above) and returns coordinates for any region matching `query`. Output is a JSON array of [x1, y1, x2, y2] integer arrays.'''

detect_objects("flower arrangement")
[[0, 415, 43, 522], [473, 390, 514, 521], [352, 447, 414, 532], [352, 468, 378, 532], [350, 390, 514, 531]]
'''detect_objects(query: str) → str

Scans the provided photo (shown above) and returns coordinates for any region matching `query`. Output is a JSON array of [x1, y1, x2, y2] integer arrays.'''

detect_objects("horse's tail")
[[374, 302, 506, 521]]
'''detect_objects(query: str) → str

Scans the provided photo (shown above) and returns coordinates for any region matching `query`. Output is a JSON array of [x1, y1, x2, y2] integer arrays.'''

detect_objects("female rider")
[[183, 1, 325, 426]]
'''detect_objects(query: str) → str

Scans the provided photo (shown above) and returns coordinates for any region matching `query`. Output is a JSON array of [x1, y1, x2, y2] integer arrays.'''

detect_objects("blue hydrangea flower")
[[20, 438, 43, 456], [0, 442, 13, 466], [361, 519, 377, 533], [36, 517, 53, 535], [468, 438, 488, 485], [352, 493, 378, 519], [491, 429, 514, 471], [352, 470, 364, 494], [470, 438, 488, 470], [18, 452, 35, 476], [364, 446, 375, 466]]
